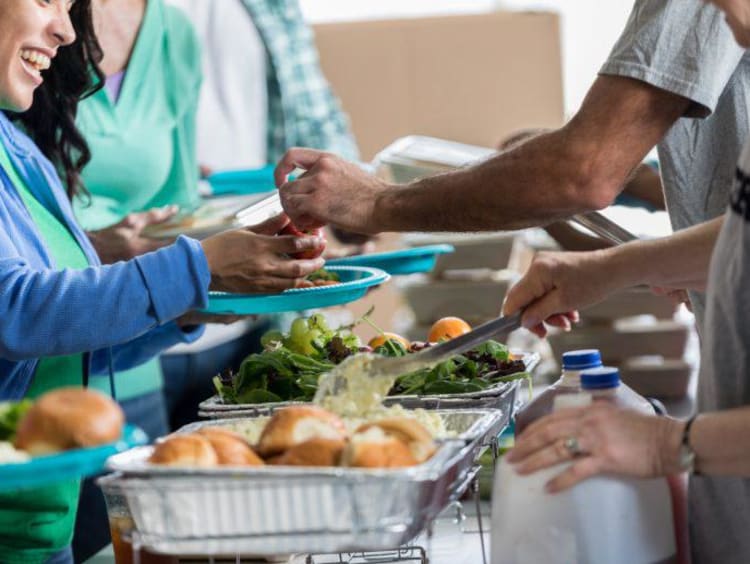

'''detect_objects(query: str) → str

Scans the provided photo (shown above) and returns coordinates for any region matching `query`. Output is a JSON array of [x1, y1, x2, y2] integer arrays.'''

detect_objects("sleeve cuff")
[[177, 322, 206, 344], [599, 60, 717, 118], [134, 236, 211, 324]]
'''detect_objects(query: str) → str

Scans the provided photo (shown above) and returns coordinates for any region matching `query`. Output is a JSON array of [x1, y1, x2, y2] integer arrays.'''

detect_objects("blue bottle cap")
[[561, 349, 602, 371], [581, 366, 621, 390]]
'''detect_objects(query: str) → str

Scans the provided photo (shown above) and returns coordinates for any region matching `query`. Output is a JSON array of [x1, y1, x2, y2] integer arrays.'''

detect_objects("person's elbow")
[[564, 157, 621, 213], [0, 333, 43, 361]]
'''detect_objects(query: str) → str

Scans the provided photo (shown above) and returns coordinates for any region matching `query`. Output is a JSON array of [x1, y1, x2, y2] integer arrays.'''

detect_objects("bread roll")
[[14, 387, 124, 455], [257, 406, 347, 457], [149, 434, 218, 467], [357, 418, 437, 463], [342, 427, 417, 468], [275, 438, 346, 467], [196, 427, 263, 466]]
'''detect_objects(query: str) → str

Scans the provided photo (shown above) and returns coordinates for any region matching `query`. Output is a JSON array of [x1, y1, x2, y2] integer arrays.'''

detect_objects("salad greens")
[[214, 313, 529, 404], [307, 268, 341, 283], [0, 400, 33, 442]]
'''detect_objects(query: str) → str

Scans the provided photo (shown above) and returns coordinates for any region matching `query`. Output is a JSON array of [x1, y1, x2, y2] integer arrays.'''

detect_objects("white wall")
[[300, 0, 637, 116]]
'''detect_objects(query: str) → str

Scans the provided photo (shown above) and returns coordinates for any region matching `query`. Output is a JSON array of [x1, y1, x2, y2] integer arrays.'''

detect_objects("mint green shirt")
[[0, 142, 85, 564], [74, 0, 203, 400]]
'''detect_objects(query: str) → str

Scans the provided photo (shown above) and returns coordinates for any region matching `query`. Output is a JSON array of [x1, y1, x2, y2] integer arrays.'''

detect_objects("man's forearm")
[[373, 76, 689, 233], [377, 129, 606, 231], [604, 216, 724, 292]]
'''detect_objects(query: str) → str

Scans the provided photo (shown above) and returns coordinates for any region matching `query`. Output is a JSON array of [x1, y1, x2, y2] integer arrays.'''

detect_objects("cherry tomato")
[[279, 223, 326, 259]]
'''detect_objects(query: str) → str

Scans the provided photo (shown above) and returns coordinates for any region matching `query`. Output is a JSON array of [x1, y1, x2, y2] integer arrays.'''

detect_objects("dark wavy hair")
[[9, 0, 104, 199]]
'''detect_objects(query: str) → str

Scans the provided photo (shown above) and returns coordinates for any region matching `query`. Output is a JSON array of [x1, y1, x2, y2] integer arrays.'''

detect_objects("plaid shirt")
[[240, 0, 359, 162]]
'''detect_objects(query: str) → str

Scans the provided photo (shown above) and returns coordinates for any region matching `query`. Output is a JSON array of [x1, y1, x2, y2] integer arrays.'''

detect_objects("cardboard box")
[[401, 271, 517, 326], [547, 321, 691, 363], [620, 359, 692, 399], [314, 11, 565, 160]]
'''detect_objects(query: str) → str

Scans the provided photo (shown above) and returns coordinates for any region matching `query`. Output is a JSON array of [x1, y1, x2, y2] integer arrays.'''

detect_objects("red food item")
[[280, 223, 326, 259]]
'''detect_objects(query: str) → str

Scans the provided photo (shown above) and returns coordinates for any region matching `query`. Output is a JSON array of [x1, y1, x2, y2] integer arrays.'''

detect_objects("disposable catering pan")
[[102, 409, 503, 556], [197, 352, 540, 423]]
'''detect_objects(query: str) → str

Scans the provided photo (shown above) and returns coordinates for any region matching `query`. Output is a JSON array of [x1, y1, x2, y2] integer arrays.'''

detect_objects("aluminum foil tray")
[[102, 409, 502, 556]]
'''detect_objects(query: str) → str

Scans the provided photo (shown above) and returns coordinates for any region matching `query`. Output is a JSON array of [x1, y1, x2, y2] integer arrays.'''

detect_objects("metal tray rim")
[[106, 409, 503, 480]]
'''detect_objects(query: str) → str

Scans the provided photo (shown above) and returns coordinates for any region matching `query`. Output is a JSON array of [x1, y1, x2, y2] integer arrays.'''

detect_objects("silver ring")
[[563, 436, 583, 457]]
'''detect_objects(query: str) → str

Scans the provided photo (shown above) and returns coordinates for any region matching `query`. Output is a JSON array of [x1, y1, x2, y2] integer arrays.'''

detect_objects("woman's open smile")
[[0, 1, 74, 112]]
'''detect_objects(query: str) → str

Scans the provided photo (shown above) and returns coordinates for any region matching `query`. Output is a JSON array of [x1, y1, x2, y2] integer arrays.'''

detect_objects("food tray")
[[198, 352, 539, 421], [402, 232, 522, 275], [374, 135, 495, 184], [0, 424, 147, 492], [102, 409, 503, 555], [326, 245, 455, 275], [202, 266, 390, 315], [206, 165, 276, 196], [143, 192, 277, 240]]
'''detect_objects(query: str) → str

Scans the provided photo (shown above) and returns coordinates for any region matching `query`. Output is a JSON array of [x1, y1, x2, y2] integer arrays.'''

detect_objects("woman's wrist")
[[657, 416, 688, 475], [599, 242, 647, 291]]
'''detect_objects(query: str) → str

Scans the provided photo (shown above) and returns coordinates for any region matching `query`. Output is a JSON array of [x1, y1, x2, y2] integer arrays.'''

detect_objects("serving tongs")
[[314, 312, 523, 400], [570, 211, 638, 245]]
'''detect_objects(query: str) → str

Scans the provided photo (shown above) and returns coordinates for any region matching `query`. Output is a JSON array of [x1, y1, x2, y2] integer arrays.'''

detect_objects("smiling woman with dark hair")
[[0, 2, 324, 563], [6, 0, 104, 197]]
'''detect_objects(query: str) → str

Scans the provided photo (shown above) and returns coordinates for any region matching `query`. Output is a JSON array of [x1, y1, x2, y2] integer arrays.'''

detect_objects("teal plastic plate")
[[326, 244, 455, 275], [207, 165, 276, 195], [0, 424, 148, 492], [203, 266, 390, 315]]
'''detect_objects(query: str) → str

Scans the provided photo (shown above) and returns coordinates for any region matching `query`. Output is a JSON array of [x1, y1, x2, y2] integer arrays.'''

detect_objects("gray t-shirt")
[[601, 2, 750, 560], [600, 0, 750, 329], [689, 142, 750, 564]]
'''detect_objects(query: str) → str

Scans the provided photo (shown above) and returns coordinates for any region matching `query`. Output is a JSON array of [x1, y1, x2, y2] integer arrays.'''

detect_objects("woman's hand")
[[502, 250, 624, 338], [87, 206, 179, 264], [200, 214, 326, 294], [506, 402, 684, 493]]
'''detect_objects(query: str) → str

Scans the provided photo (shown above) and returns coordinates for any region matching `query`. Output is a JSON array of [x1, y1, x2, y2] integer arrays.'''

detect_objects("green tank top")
[[0, 144, 86, 563]]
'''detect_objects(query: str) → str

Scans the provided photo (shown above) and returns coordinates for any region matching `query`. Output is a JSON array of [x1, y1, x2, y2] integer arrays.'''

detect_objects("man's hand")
[[502, 250, 624, 337], [87, 206, 179, 264], [275, 148, 391, 234], [200, 214, 326, 294]]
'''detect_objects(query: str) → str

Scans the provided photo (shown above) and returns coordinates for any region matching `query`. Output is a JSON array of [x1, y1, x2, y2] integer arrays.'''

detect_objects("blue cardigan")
[[0, 112, 211, 400]]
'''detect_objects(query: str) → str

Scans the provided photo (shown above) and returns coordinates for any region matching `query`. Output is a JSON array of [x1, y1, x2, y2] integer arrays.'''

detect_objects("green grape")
[[289, 318, 309, 344], [260, 330, 284, 348], [300, 328, 322, 356], [282, 336, 300, 353], [307, 313, 330, 333]]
